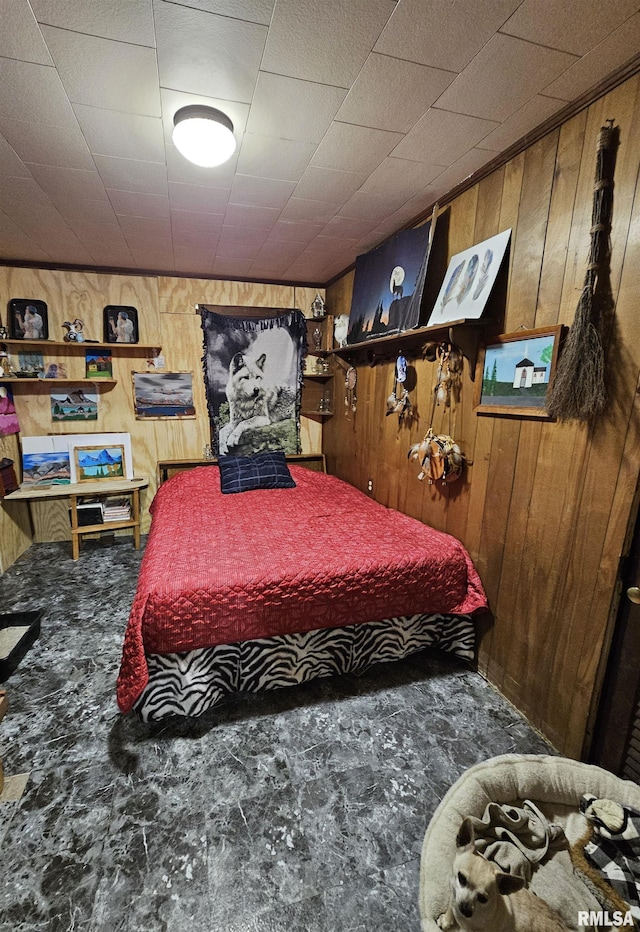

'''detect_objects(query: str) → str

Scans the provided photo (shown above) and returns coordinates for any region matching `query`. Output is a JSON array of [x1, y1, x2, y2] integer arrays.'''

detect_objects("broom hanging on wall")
[[546, 120, 618, 423]]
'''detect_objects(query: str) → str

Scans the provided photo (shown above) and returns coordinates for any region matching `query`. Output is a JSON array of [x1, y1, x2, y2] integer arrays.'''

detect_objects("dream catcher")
[[408, 342, 465, 484], [344, 366, 357, 415], [386, 352, 412, 422]]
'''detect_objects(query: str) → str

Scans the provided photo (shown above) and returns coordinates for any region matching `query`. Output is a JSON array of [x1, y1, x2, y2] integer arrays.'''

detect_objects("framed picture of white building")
[[475, 326, 565, 418]]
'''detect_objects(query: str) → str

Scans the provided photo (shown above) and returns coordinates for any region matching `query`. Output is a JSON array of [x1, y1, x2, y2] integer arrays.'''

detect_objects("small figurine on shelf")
[[311, 293, 326, 319], [63, 318, 85, 342], [312, 326, 323, 351], [0, 325, 8, 340]]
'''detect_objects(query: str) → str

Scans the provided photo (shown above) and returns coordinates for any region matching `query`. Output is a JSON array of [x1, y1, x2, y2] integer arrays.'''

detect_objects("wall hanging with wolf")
[[199, 306, 307, 457]]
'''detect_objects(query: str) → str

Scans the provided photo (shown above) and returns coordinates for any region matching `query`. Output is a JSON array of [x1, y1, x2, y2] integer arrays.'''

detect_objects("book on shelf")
[[101, 496, 131, 521]]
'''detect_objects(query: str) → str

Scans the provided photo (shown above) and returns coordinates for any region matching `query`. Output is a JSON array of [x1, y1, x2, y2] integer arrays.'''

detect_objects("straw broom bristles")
[[546, 122, 618, 422]]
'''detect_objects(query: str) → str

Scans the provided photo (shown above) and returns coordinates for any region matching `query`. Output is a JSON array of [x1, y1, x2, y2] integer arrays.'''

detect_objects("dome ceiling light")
[[172, 105, 236, 168]]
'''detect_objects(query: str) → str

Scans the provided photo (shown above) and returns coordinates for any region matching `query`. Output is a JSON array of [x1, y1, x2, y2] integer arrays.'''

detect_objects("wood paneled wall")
[[325, 74, 640, 759], [0, 270, 323, 565]]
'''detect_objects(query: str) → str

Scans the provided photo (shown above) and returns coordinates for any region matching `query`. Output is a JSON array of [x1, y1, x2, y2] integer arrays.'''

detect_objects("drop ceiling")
[[1, 0, 639, 286]]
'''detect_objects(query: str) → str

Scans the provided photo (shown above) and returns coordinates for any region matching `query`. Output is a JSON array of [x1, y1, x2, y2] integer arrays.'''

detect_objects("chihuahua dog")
[[437, 818, 570, 931]]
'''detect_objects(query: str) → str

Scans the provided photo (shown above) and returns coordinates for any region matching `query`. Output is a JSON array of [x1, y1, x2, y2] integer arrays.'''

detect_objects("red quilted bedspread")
[[117, 466, 487, 712]]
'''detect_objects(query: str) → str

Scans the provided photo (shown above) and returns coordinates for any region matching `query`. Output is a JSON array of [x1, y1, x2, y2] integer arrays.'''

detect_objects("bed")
[[117, 458, 488, 721]]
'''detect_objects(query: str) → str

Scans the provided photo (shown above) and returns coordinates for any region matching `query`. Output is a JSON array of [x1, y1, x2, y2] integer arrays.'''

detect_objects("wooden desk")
[[4, 477, 149, 560], [157, 453, 326, 484]]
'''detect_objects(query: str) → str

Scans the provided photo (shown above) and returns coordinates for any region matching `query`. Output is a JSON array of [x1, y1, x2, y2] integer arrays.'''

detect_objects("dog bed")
[[419, 753, 640, 931]]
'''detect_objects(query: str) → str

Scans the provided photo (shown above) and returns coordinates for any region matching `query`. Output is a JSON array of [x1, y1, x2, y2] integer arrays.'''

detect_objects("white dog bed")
[[419, 754, 640, 931]]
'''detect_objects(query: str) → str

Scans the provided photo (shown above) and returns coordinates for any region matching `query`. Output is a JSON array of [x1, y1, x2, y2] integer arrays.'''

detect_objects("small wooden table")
[[157, 453, 326, 484], [4, 477, 149, 560]]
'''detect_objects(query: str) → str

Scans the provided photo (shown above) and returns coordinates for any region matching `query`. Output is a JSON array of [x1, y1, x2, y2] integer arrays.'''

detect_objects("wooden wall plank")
[[325, 73, 640, 757]]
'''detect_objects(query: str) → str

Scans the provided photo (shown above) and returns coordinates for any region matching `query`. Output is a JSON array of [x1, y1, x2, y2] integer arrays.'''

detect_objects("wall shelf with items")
[[303, 316, 334, 418], [0, 339, 162, 391], [0, 339, 160, 354], [1, 378, 117, 389], [332, 318, 483, 376]]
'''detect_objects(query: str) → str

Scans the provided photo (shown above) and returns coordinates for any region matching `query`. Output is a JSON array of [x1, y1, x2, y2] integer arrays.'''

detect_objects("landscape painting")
[[132, 372, 196, 419], [22, 451, 71, 487], [475, 326, 564, 419], [347, 220, 433, 344], [51, 389, 98, 421], [74, 445, 126, 482]]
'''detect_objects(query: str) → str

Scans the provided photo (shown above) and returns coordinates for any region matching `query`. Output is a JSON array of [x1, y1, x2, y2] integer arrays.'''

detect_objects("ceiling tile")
[[41, 26, 161, 116], [50, 198, 120, 223], [393, 109, 499, 165], [67, 221, 130, 246], [246, 73, 346, 143], [1, 119, 95, 170], [84, 242, 137, 267], [229, 175, 296, 209], [24, 164, 109, 202], [172, 228, 219, 251], [0, 1, 53, 64], [0, 134, 35, 179], [359, 156, 444, 199], [237, 135, 318, 182], [168, 182, 230, 214], [118, 216, 172, 237], [32, 0, 156, 45], [311, 123, 403, 175], [168, 0, 276, 26], [223, 203, 281, 230], [93, 156, 169, 196], [268, 220, 326, 244], [375, 0, 522, 72], [543, 15, 640, 100], [434, 34, 578, 122], [212, 256, 254, 277], [0, 59, 77, 125], [170, 209, 226, 235], [320, 215, 379, 240], [339, 190, 409, 222], [293, 166, 367, 204], [336, 54, 455, 133], [261, 0, 397, 86], [108, 189, 171, 219], [278, 198, 338, 224], [74, 105, 165, 162], [499, 0, 639, 56], [154, 0, 267, 102], [477, 95, 567, 153]]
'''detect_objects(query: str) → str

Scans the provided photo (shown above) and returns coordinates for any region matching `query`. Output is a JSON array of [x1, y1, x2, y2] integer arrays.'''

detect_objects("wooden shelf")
[[4, 477, 149, 559], [2, 377, 117, 387], [332, 318, 484, 374], [304, 372, 333, 381], [0, 339, 160, 353]]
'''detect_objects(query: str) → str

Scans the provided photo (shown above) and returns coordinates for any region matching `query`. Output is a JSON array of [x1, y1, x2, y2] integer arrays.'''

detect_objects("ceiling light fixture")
[[172, 105, 236, 168]]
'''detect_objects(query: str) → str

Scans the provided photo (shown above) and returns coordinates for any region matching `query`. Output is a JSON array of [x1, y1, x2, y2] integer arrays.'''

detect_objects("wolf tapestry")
[[200, 306, 307, 456]]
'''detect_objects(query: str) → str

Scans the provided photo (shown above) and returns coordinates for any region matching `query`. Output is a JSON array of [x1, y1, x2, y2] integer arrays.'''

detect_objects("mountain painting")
[[74, 445, 125, 482], [22, 451, 71, 487]]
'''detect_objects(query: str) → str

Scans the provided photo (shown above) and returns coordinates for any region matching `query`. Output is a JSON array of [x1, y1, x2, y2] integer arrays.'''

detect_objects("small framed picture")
[[8, 299, 49, 340], [475, 325, 565, 419], [74, 444, 126, 482], [132, 371, 196, 419], [103, 305, 139, 344]]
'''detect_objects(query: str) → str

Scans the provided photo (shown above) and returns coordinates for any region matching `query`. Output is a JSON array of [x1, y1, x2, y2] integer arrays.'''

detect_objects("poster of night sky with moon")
[[347, 220, 433, 345]]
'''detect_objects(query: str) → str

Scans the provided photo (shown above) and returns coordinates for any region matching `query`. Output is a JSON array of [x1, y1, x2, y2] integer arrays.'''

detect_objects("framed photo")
[[475, 326, 565, 419], [132, 371, 195, 419], [8, 299, 49, 340], [426, 229, 511, 327], [103, 305, 138, 344], [74, 444, 126, 482]]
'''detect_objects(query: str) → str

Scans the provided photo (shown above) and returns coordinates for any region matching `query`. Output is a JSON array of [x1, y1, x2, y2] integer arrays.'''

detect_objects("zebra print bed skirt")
[[133, 613, 476, 722]]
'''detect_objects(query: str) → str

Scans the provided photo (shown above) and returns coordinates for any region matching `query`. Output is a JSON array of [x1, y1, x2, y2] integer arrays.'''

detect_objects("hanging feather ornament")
[[546, 120, 618, 422]]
